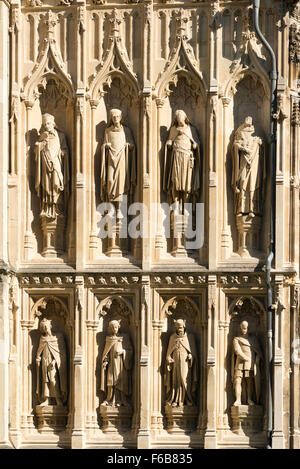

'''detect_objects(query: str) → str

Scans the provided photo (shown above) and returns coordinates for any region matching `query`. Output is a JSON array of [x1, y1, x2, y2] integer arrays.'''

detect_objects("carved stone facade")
[[0, 0, 300, 450]]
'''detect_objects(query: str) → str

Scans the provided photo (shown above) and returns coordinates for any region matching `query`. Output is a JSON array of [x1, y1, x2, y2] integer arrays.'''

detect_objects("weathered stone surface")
[[0, 0, 299, 450]]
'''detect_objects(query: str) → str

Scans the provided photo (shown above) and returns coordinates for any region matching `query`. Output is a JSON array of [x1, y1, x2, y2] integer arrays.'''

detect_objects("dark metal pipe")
[[252, 0, 278, 449]]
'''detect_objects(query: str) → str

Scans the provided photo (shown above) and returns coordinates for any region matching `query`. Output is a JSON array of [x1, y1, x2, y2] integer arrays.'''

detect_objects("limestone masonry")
[[0, 0, 300, 449]]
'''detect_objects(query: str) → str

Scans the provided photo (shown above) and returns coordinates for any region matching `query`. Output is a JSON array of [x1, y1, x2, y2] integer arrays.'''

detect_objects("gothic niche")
[[34, 79, 72, 258], [162, 297, 199, 433], [97, 77, 138, 258], [227, 297, 265, 436], [163, 107, 201, 258], [32, 297, 70, 433], [97, 296, 134, 433], [228, 74, 269, 257], [231, 116, 265, 257]]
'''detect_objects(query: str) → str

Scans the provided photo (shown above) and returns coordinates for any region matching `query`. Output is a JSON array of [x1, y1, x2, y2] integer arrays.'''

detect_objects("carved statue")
[[35, 113, 70, 219], [165, 319, 198, 407], [36, 318, 67, 406], [232, 117, 264, 218], [100, 320, 133, 407], [100, 109, 136, 204], [163, 110, 201, 210], [232, 320, 262, 406]]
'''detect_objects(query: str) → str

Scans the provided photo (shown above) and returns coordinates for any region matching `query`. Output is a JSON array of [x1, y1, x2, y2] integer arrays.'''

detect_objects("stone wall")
[[1, 0, 300, 449]]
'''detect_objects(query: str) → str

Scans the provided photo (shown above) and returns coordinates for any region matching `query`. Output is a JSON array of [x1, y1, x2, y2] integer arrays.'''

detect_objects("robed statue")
[[232, 116, 264, 218], [100, 109, 136, 204], [232, 320, 262, 406], [165, 319, 198, 407], [35, 113, 70, 219], [36, 318, 67, 406], [100, 320, 133, 406], [163, 110, 201, 210]]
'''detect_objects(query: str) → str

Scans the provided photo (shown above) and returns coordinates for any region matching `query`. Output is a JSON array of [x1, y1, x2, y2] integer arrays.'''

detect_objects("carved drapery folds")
[[98, 295, 134, 432], [20, 11, 74, 259], [228, 297, 265, 436], [162, 296, 199, 433], [163, 109, 201, 257], [100, 109, 136, 257], [32, 296, 70, 433], [232, 117, 265, 257], [6, 0, 299, 450]]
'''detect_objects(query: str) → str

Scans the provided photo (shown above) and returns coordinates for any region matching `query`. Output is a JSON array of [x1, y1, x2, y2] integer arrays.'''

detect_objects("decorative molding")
[[87, 8, 139, 105], [209, 0, 222, 30], [152, 275, 207, 285], [20, 275, 74, 286], [289, 23, 300, 64], [86, 275, 140, 286], [154, 9, 206, 100], [21, 11, 74, 105], [97, 295, 134, 321], [162, 295, 200, 321]]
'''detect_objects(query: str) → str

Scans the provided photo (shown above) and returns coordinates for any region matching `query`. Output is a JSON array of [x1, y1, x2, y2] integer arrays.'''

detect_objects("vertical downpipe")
[[252, 0, 278, 449]]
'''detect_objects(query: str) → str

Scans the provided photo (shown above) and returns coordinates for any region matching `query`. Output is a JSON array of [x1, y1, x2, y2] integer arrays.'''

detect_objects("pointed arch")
[[154, 33, 207, 100], [228, 296, 265, 317], [87, 32, 140, 105], [31, 296, 69, 322], [21, 32, 75, 105], [223, 67, 269, 100], [161, 296, 200, 320]]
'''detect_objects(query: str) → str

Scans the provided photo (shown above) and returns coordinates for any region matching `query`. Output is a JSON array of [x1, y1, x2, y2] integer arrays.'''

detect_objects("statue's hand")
[[167, 357, 174, 364], [235, 187, 240, 194], [187, 354, 193, 367], [106, 143, 112, 149], [192, 143, 198, 150], [40, 132, 49, 141], [166, 140, 173, 148], [36, 358, 41, 364]]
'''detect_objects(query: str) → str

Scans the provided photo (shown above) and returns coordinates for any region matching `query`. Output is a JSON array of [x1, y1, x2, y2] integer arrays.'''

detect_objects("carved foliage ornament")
[[98, 296, 133, 323], [154, 10, 204, 100], [87, 9, 139, 105], [22, 11, 74, 106], [289, 23, 300, 63], [163, 296, 199, 322], [33, 297, 69, 323]]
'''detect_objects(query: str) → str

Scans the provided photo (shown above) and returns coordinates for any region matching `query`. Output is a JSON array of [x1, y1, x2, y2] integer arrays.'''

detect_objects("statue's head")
[[42, 113, 56, 133], [235, 116, 255, 140], [240, 320, 249, 336], [174, 318, 186, 336], [109, 319, 121, 335], [39, 318, 52, 335], [173, 110, 189, 127], [109, 109, 122, 127]]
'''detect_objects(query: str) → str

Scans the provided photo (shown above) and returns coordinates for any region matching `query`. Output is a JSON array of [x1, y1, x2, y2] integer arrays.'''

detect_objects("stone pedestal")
[[236, 215, 262, 257], [41, 214, 65, 258], [99, 403, 132, 433], [231, 405, 263, 435], [171, 214, 188, 257], [164, 404, 197, 433], [35, 404, 68, 433], [106, 212, 123, 257]]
